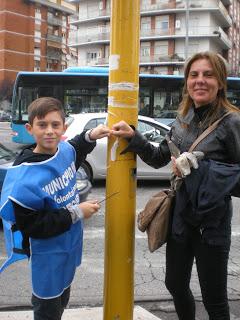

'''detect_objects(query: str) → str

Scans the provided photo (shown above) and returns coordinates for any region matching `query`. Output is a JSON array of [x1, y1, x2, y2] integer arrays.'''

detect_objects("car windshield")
[[0, 145, 15, 164]]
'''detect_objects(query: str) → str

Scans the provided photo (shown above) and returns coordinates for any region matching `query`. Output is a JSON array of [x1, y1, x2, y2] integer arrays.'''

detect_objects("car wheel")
[[80, 162, 93, 183]]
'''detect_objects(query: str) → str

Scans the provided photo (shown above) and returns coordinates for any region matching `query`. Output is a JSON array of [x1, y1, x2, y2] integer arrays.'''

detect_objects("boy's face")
[[25, 111, 66, 154]]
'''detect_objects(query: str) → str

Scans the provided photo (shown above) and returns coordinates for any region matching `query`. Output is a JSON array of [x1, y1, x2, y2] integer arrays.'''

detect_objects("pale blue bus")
[[11, 67, 240, 144]]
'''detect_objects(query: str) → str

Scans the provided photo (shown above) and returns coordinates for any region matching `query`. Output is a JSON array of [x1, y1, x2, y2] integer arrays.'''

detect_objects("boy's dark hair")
[[28, 97, 65, 125]]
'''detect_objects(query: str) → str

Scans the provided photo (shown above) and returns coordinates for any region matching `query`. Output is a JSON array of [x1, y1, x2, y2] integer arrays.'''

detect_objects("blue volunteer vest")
[[0, 142, 83, 299]]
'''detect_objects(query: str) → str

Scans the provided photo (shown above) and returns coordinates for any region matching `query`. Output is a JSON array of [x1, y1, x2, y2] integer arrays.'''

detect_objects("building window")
[[47, 63, 53, 72], [35, 7, 41, 20], [154, 66, 168, 74], [34, 30, 41, 43], [189, 16, 199, 34], [106, 0, 111, 10], [154, 41, 168, 57], [156, 0, 168, 4], [189, 42, 199, 56], [141, 17, 151, 30], [87, 52, 98, 62], [141, 42, 150, 57], [141, 0, 151, 6], [34, 60, 40, 72], [62, 15, 67, 28], [34, 47, 41, 57], [155, 15, 169, 31], [62, 31, 67, 44]]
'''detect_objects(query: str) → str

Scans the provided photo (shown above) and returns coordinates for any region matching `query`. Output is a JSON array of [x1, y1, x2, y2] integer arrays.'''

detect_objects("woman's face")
[[187, 58, 221, 108]]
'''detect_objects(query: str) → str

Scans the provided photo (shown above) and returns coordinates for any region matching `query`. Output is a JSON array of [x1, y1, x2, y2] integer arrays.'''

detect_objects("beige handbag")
[[138, 112, 231, 253], [138, 188, 175, 252]]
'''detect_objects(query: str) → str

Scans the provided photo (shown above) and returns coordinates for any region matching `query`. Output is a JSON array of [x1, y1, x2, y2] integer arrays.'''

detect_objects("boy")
[[0, 97, 110, 320]]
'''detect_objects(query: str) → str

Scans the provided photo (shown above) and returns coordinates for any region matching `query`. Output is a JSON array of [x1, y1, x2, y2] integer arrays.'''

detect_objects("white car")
[[64, 113, 171, 181]]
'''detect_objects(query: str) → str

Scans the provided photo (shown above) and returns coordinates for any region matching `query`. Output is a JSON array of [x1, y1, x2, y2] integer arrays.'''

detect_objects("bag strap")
[[188, 112, 231, 152]]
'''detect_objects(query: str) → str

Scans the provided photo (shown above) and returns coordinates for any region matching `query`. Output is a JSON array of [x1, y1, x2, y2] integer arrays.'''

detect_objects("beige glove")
[[175, 151, 204, 177]]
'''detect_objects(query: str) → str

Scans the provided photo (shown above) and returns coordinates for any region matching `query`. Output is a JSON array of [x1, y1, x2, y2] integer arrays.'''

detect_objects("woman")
[[111, 52, 240, 320]]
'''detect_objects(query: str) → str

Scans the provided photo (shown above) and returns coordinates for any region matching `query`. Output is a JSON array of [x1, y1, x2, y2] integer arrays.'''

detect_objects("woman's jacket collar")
[[176, 104, 226, 126]]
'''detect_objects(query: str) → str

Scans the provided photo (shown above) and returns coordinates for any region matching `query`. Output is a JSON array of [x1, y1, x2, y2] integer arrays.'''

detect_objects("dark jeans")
[[165, 231, 230, 320], [32, 286, 71, 320]]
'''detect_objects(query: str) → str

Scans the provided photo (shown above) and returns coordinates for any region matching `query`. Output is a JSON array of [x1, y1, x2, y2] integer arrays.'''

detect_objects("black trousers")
[[32, 286, 71, 320], [165, 232, 230, 320]]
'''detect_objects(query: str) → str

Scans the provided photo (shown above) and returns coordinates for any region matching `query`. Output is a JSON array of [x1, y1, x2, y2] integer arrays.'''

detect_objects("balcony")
[[141, 27, 174, 40], [95, 57, 109, 66], [69, 25, 231, 50], [87, 54, 186, 67], [47, 15, 62, 27], [71, 8, 111, 25], [219, 0, 232, 5], [141, 26, 215, 41], [70, 0, 231, 27], [176, 0, 232, 27], [140, 53, 185, 66], [47, 34, 62, 43], [47, 50, 62, 61], [141, 3, 176, 14], [27, 0, 76, 15], [212, 26, 232, 49], [215, 1, 232, 26], [69, 29, 110, 47]]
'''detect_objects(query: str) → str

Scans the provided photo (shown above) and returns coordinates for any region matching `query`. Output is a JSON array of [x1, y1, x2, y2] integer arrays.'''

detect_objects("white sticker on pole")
[[109, 82, 138, 91], [109, 55, 120, 70], [111, 138, 119, 161], [108, 96, 137, 109]]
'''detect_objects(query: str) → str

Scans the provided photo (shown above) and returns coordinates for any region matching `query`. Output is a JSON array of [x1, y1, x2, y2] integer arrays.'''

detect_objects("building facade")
[[228, 0, 240, 75], [0, 0, 78, 88], [69, 0, 240, 76]]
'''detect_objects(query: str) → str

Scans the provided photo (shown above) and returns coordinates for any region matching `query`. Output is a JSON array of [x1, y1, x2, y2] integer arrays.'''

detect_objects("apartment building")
[[0, 0, 78, 88], [228, 0, 240, 75], [69, 0, 240, 76]]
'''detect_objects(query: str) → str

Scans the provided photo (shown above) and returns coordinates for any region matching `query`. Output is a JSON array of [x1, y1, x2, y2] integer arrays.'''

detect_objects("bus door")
[[153, 88, 181, 125], [139, 87, 151, 116]]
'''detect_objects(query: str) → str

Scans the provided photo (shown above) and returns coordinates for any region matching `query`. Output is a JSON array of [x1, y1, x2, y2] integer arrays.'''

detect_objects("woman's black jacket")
[[123, 105, 240, 245]]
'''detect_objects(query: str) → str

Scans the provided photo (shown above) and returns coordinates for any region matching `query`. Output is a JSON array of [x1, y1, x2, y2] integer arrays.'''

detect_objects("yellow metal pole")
[[103, 1, 140, 320]]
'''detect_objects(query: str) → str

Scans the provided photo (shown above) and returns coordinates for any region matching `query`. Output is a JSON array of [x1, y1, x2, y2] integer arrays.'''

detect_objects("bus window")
[[139, 87, 151, 116], [227, 91, 240, 108], [38, 87, 54, 97], [153, 90, 179, 119], [65, 87, 108, 114], [13, 87, 38, 122]]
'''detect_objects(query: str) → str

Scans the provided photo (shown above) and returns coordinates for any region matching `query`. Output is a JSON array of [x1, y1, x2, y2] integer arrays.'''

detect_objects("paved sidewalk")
[[0, 306, 161, 320]]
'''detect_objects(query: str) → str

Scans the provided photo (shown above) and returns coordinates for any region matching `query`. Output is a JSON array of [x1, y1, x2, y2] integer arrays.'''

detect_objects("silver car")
[[64, 113, 171, 181]]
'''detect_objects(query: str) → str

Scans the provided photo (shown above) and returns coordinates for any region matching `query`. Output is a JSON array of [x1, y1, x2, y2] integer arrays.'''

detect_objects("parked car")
[[0, 143, 91, 227], [63, 113, 171, 181], [0, 111, 11, 122], [76, 166, 92, 202], [0, 143, 15, 227], [0, 143, 15, 193]]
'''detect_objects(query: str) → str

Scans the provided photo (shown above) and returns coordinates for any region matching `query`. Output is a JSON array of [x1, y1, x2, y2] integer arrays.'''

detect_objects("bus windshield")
[[12, 70, 109, 123], [11, 67, 240, 144]]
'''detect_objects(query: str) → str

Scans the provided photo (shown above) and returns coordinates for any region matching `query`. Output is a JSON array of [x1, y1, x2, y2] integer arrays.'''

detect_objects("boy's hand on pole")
[[89, 124, 110, 140], [111, 121, 135, 138]]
